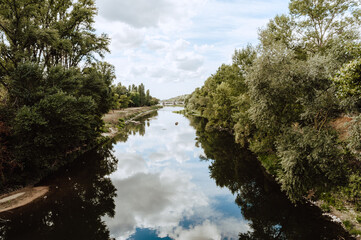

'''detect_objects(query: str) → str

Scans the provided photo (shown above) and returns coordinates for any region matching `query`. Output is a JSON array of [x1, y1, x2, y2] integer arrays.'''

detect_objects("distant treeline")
[[185, 0, 361, 217], [111, 83, 159, 109], [161, 94, 189, 104]]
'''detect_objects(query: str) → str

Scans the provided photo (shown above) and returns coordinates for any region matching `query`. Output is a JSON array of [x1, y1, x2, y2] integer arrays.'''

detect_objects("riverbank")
[[185, 111, 361, 239], [0, 106, 161, 213], [102, 106, 162, 138], [0, 187, 49, 213]]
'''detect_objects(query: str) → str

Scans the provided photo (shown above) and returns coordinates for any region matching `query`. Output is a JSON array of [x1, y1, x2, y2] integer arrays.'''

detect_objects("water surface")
[[0, 107, 353, 240]]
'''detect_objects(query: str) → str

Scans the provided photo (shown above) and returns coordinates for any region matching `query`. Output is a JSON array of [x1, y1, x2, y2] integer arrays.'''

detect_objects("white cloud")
[[97, 0, 206, 29], [146, 38, 170, 51], [111, 25, 145, 49], [95, 0, 289, 99], [104, 108, 251, 239], [130, 66, 148, 76], [110, 153, 148, 179], [105, 170, 208, 239], [169, 220, 221, 240], [177, 55, 204, 71]]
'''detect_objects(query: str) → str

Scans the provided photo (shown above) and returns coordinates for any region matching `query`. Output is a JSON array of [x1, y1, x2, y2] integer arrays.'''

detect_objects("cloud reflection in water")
[[104, 108, 249, 240]]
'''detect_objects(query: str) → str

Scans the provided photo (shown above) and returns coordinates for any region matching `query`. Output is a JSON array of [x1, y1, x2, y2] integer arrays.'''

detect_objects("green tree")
[[289, 0, 361, 53], [13, 92, 100, 178], [0, 0, 109, 90], [129, 91, 140, 107], [333, 58, 361, 110], [276, 126, 346, 203], [145, 89, 151, 106], [138, 83, 145, 106], [0, 0, 114, 186]]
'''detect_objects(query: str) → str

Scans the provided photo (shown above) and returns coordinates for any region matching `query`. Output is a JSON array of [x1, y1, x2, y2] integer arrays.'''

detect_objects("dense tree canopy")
[[186, 0, 361, 204], [111, 83, 159, 109], [0, 0, 116, 188]]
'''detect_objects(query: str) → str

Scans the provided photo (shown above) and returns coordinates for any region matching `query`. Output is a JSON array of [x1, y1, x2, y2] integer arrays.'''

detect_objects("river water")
[[0, 107, 354, 239]]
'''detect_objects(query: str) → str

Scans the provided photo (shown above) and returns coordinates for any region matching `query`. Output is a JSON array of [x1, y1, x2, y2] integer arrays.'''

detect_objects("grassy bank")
[[102, 106, 162, 138]]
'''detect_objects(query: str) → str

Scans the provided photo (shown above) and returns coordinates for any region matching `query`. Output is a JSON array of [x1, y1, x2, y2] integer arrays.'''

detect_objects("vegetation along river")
[[0, 107, 354, 240]]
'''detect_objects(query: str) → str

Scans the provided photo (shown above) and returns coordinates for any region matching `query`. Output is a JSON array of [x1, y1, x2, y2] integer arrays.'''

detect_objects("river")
[[0, 107, 354, 239]]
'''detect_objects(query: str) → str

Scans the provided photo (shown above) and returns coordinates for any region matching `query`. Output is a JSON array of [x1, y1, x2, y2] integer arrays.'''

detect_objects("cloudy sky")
[[94, 0, 289, 100]]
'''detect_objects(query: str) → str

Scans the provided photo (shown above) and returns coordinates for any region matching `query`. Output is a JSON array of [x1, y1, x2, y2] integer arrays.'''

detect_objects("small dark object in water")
[[175, 122, 179, 126]]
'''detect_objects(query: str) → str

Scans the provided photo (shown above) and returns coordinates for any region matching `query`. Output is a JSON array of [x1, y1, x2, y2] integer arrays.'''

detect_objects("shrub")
[[276, 126, 346, 202]]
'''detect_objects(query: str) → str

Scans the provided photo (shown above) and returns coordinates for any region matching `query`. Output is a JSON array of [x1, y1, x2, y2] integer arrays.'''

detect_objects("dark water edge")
[[0, 108, 355, 240], [188, 116, 355, 240]]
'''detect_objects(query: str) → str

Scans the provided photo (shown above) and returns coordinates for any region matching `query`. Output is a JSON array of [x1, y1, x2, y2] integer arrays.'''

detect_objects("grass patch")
[[321, 203, 331, 212], [343, 220, 361, 236], [319, 192, 346, 211]]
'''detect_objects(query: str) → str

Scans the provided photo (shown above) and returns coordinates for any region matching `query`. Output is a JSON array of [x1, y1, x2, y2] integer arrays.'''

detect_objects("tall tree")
[[0, 0, 114, 186], [289, 0, 361, 53]]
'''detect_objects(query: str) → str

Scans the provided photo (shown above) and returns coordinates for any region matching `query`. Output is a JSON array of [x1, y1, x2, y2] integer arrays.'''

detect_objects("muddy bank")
[[0, 186, 49, 213]]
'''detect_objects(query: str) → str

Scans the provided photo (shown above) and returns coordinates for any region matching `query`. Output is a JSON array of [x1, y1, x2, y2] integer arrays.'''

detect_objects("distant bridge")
[[161, 101, 185, 106]]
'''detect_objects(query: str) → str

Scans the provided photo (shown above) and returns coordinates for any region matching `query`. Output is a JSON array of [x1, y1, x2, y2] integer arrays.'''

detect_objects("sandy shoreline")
[[0, 186, 49, 213]]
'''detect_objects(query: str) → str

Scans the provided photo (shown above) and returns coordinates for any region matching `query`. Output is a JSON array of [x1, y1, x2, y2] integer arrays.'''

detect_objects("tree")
[[0, 0, 114, 186], [259, 15, 297, 51], [129, 91, 140, 107], [0, 0, 110, 90], [289, 0, 361, 53], [185, 0, 361, 205], [118, 95, 130, 109], [13, 92, 100, 177], [276, 126, 346, 203], [333, 58, 361, 110], [145, 89, 151, 106], [138, 83, 145, 106]]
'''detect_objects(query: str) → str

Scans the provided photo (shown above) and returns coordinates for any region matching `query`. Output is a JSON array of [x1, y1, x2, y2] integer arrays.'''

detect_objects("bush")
[[343, 173, 361, 210], [13, 92, 101, 177], [333, 58, 361, 110], [348, 115, 361, 158], [276, 126, 346, 202]]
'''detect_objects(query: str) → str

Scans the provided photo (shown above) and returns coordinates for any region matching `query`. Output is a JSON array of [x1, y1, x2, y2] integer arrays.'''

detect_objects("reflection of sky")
[[103, 107, 250, 240]]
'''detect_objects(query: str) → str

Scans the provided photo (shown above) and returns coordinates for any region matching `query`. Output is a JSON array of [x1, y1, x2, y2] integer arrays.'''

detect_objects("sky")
[[94, 0, 289, 100]]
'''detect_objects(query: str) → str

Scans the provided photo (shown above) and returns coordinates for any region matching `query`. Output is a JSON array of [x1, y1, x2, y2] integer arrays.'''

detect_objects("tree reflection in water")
[[189, 116, 354, 240], [0, 112, 157, 240]]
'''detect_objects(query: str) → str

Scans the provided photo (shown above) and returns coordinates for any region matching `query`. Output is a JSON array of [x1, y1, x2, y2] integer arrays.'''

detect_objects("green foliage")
[[347, 115, 361, 158], [110, 83, 158, 109], [289, 0, 361, 53], [80, 62, 115, 115], [0, 0, 116, 186], [343, 173, 361, 210], [13, 92, 100, 178], [333, 58, 361, 110], [185, 0, 361, 205], [343, 220, 361, 236], [319, 191, 346, 211], [276, 127, 346, 202], [258, 154, 280, 176], [259, 14, 296, 51], [117, 118, 125, 130], [186, 63, 248, 132], [321, 203, 331, 212]]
